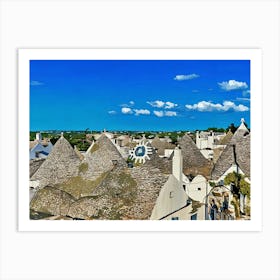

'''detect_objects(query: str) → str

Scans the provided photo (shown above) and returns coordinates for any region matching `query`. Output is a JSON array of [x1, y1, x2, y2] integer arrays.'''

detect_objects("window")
[[186, 198, 192, 206], [171, 217, 179, 220], [191, 214, 197, 220], [169, 191, 174, 198], [197, 187, 201, 191], [183, 185, 186, 191]]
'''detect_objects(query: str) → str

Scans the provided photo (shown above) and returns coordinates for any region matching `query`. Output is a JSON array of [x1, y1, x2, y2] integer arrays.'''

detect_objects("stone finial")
[[61, 132, 64, 138], [241, 118, 245, 123]]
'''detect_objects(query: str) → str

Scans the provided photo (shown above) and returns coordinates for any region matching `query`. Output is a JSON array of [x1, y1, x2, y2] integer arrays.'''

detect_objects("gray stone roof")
[[219, 130, 233, 145], [144, 148, 172, 174], [31, 136, 81, 187], [178, 133, 212, 178], [211, 125, 250, 180], [30, 186, 76, 216], [29, 158, 45, 178], [67, 165, 169, 220], [82, 134, 126, 180], [151, 136, 175, 156]]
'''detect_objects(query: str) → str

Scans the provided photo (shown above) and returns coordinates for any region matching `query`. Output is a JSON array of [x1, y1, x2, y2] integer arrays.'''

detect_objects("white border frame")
[[18, 48, 262, 232]]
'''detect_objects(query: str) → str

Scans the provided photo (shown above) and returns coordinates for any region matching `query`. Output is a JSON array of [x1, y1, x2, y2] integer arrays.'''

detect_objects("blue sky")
[[30, 60, 250, 131]]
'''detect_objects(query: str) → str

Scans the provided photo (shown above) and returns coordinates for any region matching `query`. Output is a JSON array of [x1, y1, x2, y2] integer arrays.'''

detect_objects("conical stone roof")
[[178, 133, 212, 178], [31, 135, 81, 187], [219, 130, 233, 145], [211, 121, 250, 180], [68, 165, 169, 220], [30, 186, 76, 217], [81, 134, 126, 180], [151, 136, 175, 156], [144, 148, 172, 174]]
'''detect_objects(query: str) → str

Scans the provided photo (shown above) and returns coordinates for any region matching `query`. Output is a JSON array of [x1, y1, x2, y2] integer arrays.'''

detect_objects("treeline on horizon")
[[30, 122, 249, 151], [30, 122, 249, 136]]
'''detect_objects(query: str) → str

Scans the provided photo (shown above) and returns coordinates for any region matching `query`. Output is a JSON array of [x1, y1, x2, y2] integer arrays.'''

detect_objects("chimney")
[[172, 146, 183, 183], [36, 132, 42, 142], [196, 131, 200, 149]]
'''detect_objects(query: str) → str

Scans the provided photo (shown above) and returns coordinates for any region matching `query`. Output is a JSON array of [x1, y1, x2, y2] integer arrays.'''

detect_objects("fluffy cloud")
[[147, 100, 165, 108], [218, 80, 248, 91], [121, 107, 133, 114], [174, 74, 199, 81], [108, 110, 117, 114], [165, 101, 177, 109], [30, 80, 44, 86], [121, 100, 135, 107], [134, 109, 150, 116], [147, 100, 177, 109], [165, 111, 177, 117], [185, 100, 249, 112], [153, 111, 164, 117], [153, 110, 177, 117]]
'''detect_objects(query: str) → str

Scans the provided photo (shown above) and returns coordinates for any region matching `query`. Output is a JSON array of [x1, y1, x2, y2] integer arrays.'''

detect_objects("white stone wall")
[[150, 175, 187, 220], [187, 175, 208, 203], [164, 149, 174, 158], [172, 147, 183, 183], [200, 149, 214, 160]]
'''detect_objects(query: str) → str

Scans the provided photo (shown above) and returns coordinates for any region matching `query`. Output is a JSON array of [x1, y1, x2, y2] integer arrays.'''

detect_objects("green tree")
[[224, 171, 251, 218], [227, 123, 238, 133]]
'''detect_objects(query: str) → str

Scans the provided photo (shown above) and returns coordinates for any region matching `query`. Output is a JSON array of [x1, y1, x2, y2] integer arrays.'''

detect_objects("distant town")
[[29, 119, 250, 221]]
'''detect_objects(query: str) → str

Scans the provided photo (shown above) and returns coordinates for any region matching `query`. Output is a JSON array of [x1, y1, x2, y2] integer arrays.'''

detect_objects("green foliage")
[[209, 181, 216, 187], [207, 127, 226, 132], [50, 137, 60, 145], [75, 141, 90, 151], [224, 171, 250, 197], [30, 132, 36, 141], [227, 123, 238, 133], [240, 179, 250, 197]]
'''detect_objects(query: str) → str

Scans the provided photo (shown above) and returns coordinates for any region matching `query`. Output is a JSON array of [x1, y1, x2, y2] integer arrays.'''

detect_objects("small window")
[[169, 191, 174, 198], [171, 217, 179, 220], [191, 214, 197, 220], [183, 185, 186, 191], [186, 198, 192, 206], [197, 187, 201, 191]]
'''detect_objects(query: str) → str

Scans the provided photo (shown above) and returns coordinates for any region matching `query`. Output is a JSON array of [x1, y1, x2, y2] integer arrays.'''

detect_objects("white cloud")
[[165, 101, 177, 109], [218, 80, 248, 91], [174, 74, 199, 81], [108, 110, 117, 115], [236, 97, 250, 102], [185, 100, 249, 112], [121, 107, 133, 114], [153, 110, 177, 117], [134, 109, 150, 116], [147, 100, 177, 109], [30, 80, 44, 86], [153, 111, 164, 117], [121, 100, 135, 107], [147, 100, 165, 108], [165, 111, 177, 117]]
